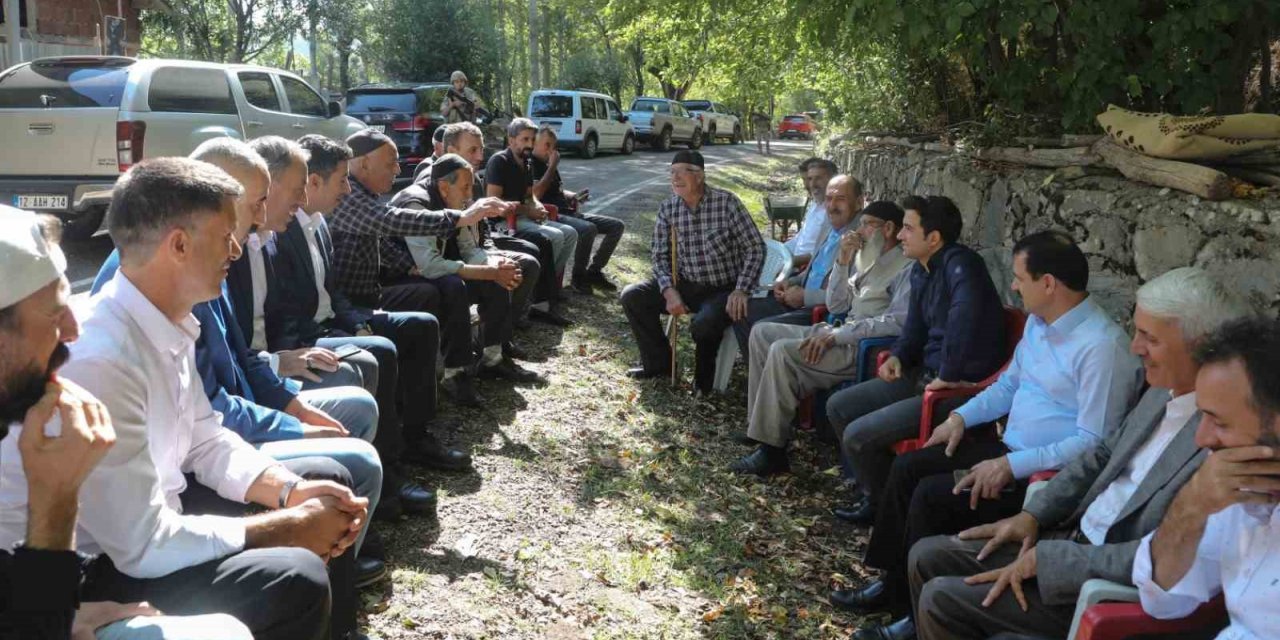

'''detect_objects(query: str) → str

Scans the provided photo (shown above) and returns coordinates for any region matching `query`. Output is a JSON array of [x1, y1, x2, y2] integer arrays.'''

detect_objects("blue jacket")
[[266, 217, 373, 351], [891, 242, 1007, 382], [91, 250, 304, 443]]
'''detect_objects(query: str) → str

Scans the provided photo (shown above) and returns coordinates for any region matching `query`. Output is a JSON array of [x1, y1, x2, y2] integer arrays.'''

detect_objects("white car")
[[526, 89, 635, 159], [0, 56, 366, 238]]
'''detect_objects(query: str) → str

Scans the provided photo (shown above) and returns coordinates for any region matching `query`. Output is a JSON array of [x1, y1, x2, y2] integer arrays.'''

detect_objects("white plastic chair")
[[711, 239, 793, 392]]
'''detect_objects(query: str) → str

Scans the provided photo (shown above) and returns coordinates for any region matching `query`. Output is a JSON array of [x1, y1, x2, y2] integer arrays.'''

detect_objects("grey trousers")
[[746, 322, 860, 448], [828, 370, 965, 505], [909, 535, 1075, 640]]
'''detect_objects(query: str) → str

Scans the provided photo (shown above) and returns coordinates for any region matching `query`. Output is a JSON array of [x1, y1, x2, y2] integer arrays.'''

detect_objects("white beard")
[[854, 231, 886, 275]]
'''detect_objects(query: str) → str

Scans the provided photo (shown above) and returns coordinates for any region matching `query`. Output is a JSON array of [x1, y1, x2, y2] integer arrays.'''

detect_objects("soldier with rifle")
[[441, 71, 485, 123]]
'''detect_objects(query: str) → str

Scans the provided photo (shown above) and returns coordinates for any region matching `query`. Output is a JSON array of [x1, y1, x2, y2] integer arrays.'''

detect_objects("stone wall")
[[827, 140, 1280, 323]]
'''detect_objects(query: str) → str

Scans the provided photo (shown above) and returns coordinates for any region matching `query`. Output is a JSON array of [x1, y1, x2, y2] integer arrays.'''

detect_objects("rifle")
[[447, 88, 490, 121]]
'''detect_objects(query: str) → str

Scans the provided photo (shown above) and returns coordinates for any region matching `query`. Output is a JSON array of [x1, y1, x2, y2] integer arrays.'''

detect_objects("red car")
[[777, 114, 815, 139]]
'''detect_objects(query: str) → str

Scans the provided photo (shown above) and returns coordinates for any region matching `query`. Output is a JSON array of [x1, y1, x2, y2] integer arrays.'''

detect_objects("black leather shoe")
[[833, 497, 876, 525], [626, 366, 666, 380], [397, 481, 438, 515], [729, 445, 790, 476], [479, 357, 547, 384], [503, 340, 530, 361], [571, 278, 594, 295], [403, 434, 473, 471], [355, 556, 387, 589], [852, 616, 915, 640], [830, 579, 889, 612], [441, 372, 483, 407], [585, 270, 618, 292], [529, 306, 573, 327]]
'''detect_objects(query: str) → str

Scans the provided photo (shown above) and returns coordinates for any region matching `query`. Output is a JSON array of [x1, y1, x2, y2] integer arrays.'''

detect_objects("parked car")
[[681, 99, 742, 145], [627, 97, 701, 151], [0, 55, 366, 239], [526, 89, 634, 159], [777, 113, 816, 139], [345, 82, 450, 184]]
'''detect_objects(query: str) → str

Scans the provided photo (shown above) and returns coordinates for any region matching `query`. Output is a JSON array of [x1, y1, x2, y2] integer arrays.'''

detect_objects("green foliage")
[[557, 49, 628, 94], [373, 0, 501, 88]]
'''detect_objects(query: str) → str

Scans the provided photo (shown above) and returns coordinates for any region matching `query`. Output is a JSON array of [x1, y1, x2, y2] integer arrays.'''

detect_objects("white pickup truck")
[[626, 97, 702, 152], [0, 56, 366, 238]]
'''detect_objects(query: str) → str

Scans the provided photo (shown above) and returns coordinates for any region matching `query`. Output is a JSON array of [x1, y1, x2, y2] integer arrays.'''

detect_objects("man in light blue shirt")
[[784, 157, 837, 270], [831, 230, 1144, 639]]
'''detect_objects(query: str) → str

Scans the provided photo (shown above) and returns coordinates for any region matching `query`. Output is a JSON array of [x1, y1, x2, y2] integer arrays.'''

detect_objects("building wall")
[[1, 0, 141, 68]]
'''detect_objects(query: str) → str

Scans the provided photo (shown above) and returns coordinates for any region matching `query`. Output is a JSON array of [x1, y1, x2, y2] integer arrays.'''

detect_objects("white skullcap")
[[0, 205, 67, 310]]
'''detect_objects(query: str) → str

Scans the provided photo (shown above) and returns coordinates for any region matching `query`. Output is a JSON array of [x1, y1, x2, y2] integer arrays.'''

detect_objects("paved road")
[[63, 139, 814, 294]]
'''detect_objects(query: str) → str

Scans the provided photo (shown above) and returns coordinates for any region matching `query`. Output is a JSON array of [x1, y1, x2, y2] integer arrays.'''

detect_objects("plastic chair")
[[1071, 581, 1226, 640], [795, 303, 896, 430], [878, 306, 1028, 455], [711, 239, 792, 392]]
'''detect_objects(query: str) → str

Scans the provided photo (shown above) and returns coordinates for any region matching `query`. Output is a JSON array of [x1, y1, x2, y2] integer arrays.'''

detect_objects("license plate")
[[13, 194, 68, 210], [368, 125, 385, 134]]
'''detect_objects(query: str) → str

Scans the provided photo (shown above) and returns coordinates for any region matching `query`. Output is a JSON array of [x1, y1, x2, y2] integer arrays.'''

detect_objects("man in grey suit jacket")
[[904, 267, 1251, 640]]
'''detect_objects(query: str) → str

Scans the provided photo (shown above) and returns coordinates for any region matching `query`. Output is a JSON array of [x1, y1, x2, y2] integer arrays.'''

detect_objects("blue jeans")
[[261, 385, 382, 554], [96, 614, 253, 639], [515, 217, 578, 281]]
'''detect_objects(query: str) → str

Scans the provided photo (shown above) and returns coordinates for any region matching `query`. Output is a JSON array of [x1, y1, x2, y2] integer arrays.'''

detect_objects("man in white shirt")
[[0, 158, 370, 640], [785, 158, 836, 271], [907, 267, 1252, 640], [0, 207, 255, 639], [1133, 316, 1280, 639]]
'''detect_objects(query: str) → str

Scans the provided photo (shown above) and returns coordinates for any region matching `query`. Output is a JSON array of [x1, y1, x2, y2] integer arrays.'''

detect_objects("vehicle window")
[[674, 103, 687, 118], [281, 75, 327, 117], [581, 97, 599, 120], [148, 67, 236, 114], [0, 59, 131, 108], [239, 72, 281, 112], [630, 99, 668, 113], [606, 100, 621, 120], [345, 90, 416, 114], [682, 100, 711, 111], [784, 115, 807, 122], [529, 94, 573, 118], [418, 86, 449, 113]]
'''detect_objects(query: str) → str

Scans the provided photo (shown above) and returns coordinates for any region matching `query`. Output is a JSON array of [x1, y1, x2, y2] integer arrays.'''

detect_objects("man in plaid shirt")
[[328, 130, 513, 312], [621, 150, 765, 393]]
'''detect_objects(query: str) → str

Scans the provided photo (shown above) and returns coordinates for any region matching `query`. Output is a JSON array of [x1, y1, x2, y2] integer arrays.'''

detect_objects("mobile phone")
[[333, 343, 362, 360], [953, 469, 971, 492]]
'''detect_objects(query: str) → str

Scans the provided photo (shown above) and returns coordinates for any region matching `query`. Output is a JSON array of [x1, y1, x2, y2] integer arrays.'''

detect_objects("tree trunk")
[[527, 0, 540, 90], [629, 42, 644, 98], [308, 6, 320, 91]]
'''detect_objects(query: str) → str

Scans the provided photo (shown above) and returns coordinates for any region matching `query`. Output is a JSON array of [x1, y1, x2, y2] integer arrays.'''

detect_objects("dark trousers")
[[559, 211, 624, 276], [863, 436, 1025, 615], [490, 247, 540, 320], [732, 296, 812, 356], [82, 457, 353, 640], [501, 231, 559, 303], [374, 275, 441, 315], [621, 278, 733, 392], [319, 309, 439, 464], [827, 369, 966, 506], [467, 278, 513, 348], [409, 274, 475, 369]]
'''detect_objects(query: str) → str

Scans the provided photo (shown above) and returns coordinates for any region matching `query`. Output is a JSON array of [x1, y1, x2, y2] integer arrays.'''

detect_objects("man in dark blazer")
[[266, 135, 473, 478], [899, 267, 1252, 640]]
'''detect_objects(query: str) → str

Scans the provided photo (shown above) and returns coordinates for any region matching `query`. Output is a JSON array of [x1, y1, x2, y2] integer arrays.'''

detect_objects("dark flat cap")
[[671, 150, 704, 168], [346, 129, 395, 158], [429, 153, 472, 183], [860, 200, 905, 227]]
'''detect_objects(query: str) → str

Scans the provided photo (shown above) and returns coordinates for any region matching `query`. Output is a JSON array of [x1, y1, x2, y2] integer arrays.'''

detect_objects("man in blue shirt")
[[731, 174, 863, 355], [832, 231, 1144, 640], [828, 195, 1006, 525]]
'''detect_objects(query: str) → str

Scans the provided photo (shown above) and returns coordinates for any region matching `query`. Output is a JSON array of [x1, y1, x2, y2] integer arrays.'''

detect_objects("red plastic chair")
[[878, 306, 1028, 455], [1075, 595, 1227, 640]]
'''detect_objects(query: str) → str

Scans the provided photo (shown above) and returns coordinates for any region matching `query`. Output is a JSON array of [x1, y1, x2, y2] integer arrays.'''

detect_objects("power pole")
[[5, 0, 21, 66], [528, 0, 540, 90]]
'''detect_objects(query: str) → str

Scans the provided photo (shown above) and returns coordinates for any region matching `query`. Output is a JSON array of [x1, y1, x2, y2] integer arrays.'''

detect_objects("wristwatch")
[[278, 478, 300, 509]]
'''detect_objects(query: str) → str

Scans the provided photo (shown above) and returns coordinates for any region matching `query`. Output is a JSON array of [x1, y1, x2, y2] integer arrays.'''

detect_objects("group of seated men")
[[622, 153, 1278, 640], [0, 118, 624, 639]]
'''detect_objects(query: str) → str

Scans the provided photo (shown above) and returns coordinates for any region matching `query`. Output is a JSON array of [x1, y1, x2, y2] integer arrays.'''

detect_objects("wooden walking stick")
[[664, 224, 680, 383]]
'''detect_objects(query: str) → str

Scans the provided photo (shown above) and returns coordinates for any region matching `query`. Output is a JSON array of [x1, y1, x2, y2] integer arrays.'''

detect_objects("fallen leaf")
[[701, 606, 724, 623]]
